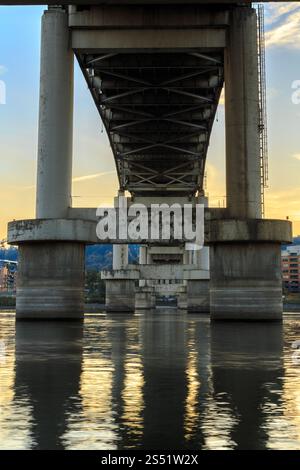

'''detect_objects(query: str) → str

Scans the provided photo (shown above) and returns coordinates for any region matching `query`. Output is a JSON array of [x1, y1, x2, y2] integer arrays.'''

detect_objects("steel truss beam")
[[78, 50, 224, 195]]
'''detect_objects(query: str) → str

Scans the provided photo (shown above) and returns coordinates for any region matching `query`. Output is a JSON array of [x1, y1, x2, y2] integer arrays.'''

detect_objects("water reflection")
[[0, 311, 300, 449], [208, 322, 283, 450], [15, 321, 83, 449]]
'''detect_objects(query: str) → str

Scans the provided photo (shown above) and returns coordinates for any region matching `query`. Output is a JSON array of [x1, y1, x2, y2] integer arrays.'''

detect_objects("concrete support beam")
[[225, 7, 261, 219], [69, 5, 229, 29], [101, 266, 209, 281], [72, 28, 226, 51]]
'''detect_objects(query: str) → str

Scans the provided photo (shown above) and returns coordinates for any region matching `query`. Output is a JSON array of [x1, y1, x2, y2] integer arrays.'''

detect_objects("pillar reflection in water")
[[14, 321, 83, 450], [108, 314, 145, 449], [208, 322, 283, 450], [139, 311, 210, 449], [9, 314, 287, 450]]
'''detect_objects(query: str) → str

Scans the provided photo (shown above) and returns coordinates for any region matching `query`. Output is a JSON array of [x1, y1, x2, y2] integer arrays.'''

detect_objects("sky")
[[0, 2, 300, 239]]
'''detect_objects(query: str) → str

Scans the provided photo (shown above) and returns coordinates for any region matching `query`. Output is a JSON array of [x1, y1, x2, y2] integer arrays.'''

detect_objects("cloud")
[[265, 3, 300, 49], [0, 65, 7, 76], [72, 171, 114, 183], [11, 171, 115, 191], [218, 87, 224, 106], [265, 187, 300, 221], [292, 154, 300, 161]]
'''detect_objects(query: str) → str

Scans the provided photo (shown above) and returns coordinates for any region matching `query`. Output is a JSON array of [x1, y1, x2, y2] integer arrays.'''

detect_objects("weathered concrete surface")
[[9, 216, 291, 246], [225, 7, 261, 219], [72, 28, 226, 50], [36, 8, 73, 219], [210, 243, 283, 321], [135, 287, 156, 310], [69, 5, 230, 28], [105, 279, 136, 313], [187, 280, 210, 313], [16, 242, 85, 320], [8, 219, 100, 245], [177, 286, 187, 310], [8, 216, 207, 246], [3, 2, 275, 5], [101, 265, 209, 281], [209, 219, 292, 244]]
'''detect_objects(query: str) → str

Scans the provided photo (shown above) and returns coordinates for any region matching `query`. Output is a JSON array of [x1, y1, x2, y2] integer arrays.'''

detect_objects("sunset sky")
[[0, 2, 300, 239]]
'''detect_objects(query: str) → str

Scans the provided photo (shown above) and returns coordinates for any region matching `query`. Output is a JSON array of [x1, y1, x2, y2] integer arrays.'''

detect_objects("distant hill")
[[0, 245, 139, 271], [282, 235, 300, 251], [0, 246, 17, 262], [85, 244, 139, 270]]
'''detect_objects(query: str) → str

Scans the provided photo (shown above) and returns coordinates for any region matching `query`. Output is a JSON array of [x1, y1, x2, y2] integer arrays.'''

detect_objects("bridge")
[[7, 1, 292, 320]]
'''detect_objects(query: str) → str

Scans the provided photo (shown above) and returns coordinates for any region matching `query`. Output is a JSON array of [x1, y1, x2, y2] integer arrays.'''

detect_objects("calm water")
[[0, 310, 300, 450]]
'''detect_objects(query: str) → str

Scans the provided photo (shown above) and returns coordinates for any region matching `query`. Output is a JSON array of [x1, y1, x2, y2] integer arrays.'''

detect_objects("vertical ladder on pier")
[[256, 3, 269, 218]]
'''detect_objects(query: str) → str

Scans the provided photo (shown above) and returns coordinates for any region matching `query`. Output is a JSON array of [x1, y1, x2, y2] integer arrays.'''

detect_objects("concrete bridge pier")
[[105, 242, 136, 313], [105, 191, 136, 313], [186, 196, 210, 313], [135, 245, 156, 310], [186, 250, 210, 313], [16, 8, 85, 320], [209, 7, 291, 321]]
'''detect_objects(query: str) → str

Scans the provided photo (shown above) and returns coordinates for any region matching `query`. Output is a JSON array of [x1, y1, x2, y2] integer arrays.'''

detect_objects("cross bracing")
[[77, 51, 224, 196]]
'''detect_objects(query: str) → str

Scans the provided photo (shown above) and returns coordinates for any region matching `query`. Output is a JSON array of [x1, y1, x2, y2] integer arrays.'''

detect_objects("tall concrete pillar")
[[225, 7, 261, 220], [209, 7, 291, 321], [36, 7, 74, 219], [16, 8, 85, 320]]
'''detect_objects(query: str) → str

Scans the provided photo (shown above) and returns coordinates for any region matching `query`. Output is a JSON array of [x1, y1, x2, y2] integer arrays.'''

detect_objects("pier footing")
[[16, 242, 85, 320]]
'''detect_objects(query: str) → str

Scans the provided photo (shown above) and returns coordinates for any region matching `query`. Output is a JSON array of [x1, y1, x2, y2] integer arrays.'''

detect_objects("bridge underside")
[[7, 4, 292, 322], [78, 50, 223, 196]]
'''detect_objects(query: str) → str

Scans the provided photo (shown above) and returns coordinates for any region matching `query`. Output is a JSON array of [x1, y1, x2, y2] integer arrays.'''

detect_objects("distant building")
[[0, 265, 8, 291], [282, 244, 300, 293], [0, 264, 17, 293]]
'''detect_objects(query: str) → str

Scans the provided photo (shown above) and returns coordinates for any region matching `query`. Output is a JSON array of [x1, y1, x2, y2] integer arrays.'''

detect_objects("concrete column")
[[16, 8, 85, 320], [139, 245, 147, 288], [113, 244, 128, 270], [210, 242, 283, 321], [187, 244, 210, 313], [105, 191, 135, 312], [136, 245, 156, 310], [17, 242, 85, 320], [225, 7, 262, 219], [186, 196, 210, 313], [208, 7, 284, 321], [105, 243, 135, 313], [36, 7, 74, 219], [139, 245, 147, 265]]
